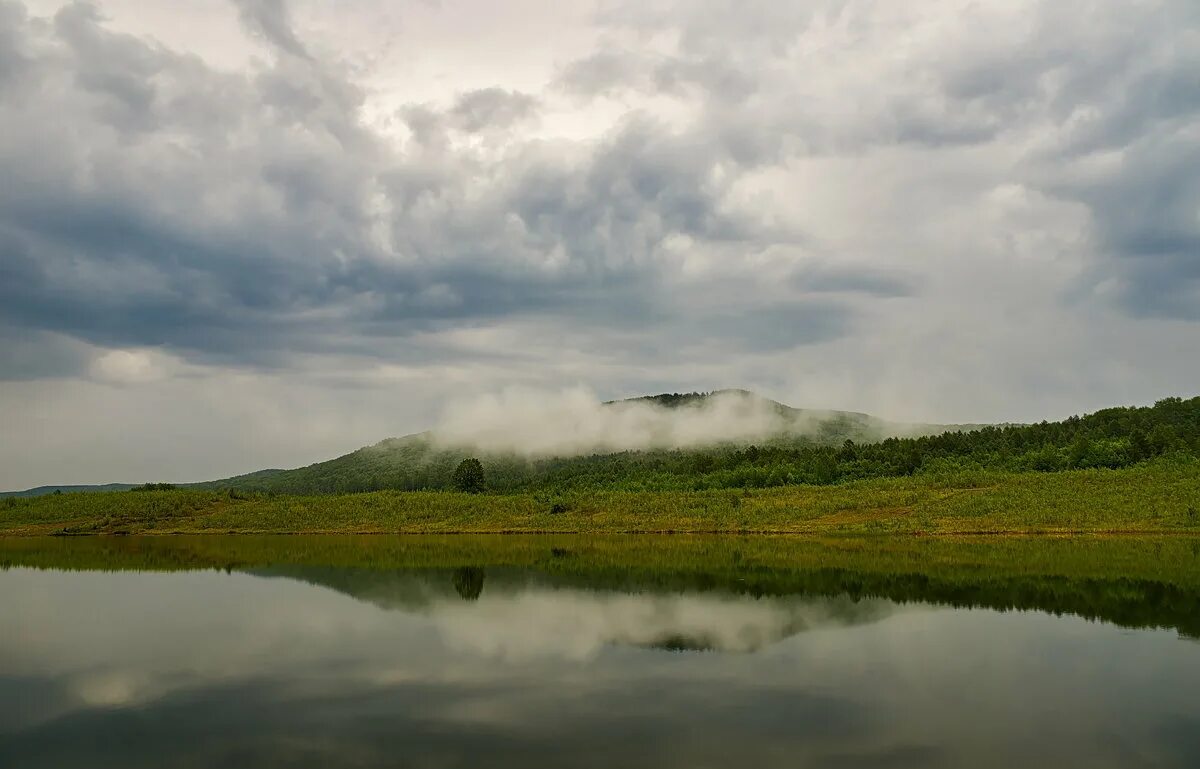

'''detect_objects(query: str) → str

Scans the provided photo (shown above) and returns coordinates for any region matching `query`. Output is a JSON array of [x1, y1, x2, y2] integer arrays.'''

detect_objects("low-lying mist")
[[430, 387, 825, 457]]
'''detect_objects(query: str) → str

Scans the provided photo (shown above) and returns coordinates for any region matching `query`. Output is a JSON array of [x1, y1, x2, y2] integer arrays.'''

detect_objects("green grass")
[[2, 460, 1198, 536]]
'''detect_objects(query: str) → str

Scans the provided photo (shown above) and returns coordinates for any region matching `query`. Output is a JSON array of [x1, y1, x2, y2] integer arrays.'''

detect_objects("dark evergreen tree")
[[452, 457, 486, 493]]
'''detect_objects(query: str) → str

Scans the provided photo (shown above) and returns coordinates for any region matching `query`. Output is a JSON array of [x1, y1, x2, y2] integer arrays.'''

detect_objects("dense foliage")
[[451, 458, 486, 493], [197, 396, 1200, 495]]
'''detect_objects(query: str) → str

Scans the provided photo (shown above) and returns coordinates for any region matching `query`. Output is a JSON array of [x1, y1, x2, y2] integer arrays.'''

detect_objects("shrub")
[[131, 483, 177, 492]]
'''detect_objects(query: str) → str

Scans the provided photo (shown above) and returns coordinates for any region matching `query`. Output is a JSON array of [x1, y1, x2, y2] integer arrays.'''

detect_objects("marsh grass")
[[0, 460, 1197, 537]]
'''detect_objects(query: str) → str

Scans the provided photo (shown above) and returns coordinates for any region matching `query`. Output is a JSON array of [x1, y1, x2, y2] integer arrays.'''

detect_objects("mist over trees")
[[199, 396, 1200, 495]]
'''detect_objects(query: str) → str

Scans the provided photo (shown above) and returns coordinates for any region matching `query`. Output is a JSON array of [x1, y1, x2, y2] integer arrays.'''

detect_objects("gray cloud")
[[3, 0, 1188, 378], [1009, 2, 1200, 319], [0, 329, 93, 381], [0, 0, 855, 377], [233, 0, 310, 59], [695, 302, 851, 352], [566, 0, 1200, 320], [449, 88, 539, 133], [1077, 135, 1200, 320], [792, 265, 915, 299], [0, 0, 1198, 486], [0, 2, 27, 89], [558, 49, 642, 97]]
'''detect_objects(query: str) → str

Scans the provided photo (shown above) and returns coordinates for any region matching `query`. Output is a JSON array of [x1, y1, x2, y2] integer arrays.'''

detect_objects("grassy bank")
[[2, 460, 1198, 536]]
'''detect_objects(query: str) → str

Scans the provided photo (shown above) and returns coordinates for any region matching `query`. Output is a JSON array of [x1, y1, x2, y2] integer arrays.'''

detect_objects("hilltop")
[[5, 391, 1198, 500], [189, 390, 981, 495], [3, 390, 976, 497], [0, 483, 137, 499]]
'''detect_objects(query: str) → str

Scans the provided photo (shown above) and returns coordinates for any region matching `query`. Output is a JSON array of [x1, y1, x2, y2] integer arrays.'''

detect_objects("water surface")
[[2, 535, 1199, 768]]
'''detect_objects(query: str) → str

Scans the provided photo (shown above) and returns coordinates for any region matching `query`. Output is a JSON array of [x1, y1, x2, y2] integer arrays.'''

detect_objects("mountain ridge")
[[2, 390, 980, 497], [191, 389, 988, 495]]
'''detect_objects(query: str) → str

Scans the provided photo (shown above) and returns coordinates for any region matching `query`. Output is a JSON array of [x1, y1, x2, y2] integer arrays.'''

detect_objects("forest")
[[198, 396, 1200, 495], [3, 396, 1198, 538]]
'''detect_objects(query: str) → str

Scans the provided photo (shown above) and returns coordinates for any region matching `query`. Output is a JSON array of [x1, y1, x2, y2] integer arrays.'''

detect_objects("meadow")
[[2, 458, 1197, 536]]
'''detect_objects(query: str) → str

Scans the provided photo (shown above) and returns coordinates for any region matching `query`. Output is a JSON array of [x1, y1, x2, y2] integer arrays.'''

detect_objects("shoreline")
[[6, 527, 1200, 538]]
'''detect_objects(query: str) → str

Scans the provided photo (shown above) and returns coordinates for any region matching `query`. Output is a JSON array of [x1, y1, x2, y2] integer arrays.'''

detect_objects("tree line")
[[211, 396, 1200, 495]]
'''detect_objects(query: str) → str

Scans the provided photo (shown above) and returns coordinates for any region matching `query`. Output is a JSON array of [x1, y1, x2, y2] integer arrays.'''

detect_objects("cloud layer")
[[1, 0, 1198, 486], [432, 387, 812, 456]]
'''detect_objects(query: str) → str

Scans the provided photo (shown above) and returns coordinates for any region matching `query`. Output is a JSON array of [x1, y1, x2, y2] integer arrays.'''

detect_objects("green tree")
[[452, 458, 486, 493], [1148, 424, 1179, 456], [1068, 434, 1093, 468], [1129, 428, 1151, 461]]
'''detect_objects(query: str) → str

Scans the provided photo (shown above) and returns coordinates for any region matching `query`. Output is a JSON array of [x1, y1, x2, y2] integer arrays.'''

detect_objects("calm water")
[[2, 536, 1199, 768]]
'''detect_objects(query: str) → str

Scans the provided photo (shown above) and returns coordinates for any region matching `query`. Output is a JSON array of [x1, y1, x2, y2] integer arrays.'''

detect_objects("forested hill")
[[190, 394, 1200, 495], [8, 393, 1198, 497], [189, 391, 981, 495], [607, 389, 982, 442], [176, 392, 1199, 496], [7, 390, 950, 497]]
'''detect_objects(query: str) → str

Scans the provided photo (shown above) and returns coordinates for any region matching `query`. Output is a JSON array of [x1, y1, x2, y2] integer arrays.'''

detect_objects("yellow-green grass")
[[2, 460, 1197, 537], [3, 530, 1198, 584]]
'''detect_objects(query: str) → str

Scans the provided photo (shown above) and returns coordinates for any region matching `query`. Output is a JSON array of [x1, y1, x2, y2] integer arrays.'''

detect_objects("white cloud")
[[432, 386, 818, 456], [88, 348, 175, 383]]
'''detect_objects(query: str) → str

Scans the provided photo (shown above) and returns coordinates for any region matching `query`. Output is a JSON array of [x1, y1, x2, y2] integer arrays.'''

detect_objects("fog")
[[430, 386, 833, 456]]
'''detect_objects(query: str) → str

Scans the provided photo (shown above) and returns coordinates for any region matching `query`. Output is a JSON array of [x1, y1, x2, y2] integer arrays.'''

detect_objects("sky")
[[1, 0, 1198, 488]]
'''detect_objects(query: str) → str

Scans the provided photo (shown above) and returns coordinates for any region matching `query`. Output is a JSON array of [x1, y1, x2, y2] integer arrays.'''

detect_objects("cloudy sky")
[[1, 0, 1197, 487]]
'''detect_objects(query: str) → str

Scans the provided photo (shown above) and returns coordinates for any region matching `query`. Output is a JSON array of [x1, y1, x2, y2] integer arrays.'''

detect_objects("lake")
[[2, 535, 1199, 768]]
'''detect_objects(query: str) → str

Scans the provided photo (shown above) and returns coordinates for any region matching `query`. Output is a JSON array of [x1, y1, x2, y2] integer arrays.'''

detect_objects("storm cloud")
[[0, 0, 1198, 487]]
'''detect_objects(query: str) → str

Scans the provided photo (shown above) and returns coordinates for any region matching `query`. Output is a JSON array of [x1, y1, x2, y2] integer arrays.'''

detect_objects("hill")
[[193, 390, 981, 495], [0, 483, 136, 499], [189, 392, 1198, 495], [7, 392, 1197, 498]]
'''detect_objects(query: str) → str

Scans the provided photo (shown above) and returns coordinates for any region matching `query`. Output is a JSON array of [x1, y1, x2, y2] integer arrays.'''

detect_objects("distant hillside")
[[192, 433, 473, 495], [0, 483, 136, 499], [19, 392, 1193, 498], [193, 390, 984, 495], [618, 389, 986, 443], [2, 390, 987, 497]]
